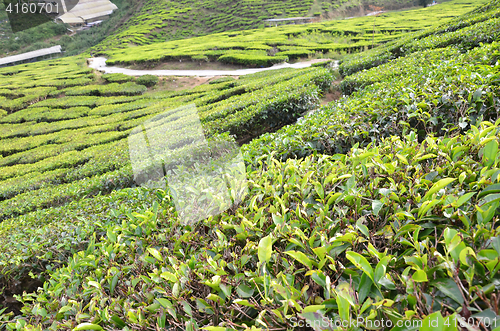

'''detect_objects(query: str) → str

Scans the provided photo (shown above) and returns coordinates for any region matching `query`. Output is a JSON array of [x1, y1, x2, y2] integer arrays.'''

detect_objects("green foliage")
[[102, 73, 133, 83], [64, 82, 148, 97], [1, 1, 500, 329], [3, 122, 500, 330], [102, 0, 486, 67], [245, 40, 500, 161], [218, 53, 288, 66], [0, 57, 332, 225], [208, 77, 236, 85], [339, 0, 500, 76], [135, 74, 159, 87]]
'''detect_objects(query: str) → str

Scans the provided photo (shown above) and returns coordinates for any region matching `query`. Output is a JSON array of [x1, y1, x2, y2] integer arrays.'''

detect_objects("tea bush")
[[339, 0, 500, 76], [245, 41, 500, 162], [102, 0, 485, 68], [1, 1, 499, 329], [102, 73, 134, 83], [136, 74, 159, 87], [0, 59, 332, 226], [218, 53, 289, 67], [4, 121, 500, 330], [209, 77, 236, 85]]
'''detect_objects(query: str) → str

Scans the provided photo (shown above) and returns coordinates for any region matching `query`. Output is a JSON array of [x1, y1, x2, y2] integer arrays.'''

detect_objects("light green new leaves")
[[202, 327, 228, 331], [285, 251, 313, 269], [412, 270, 428, 282], [346, 251, 374, 281], [147, 247, 163, 261], [374, 256, 391, 283], [482, 139, 498, 167], [73, 323, 103, 331], [372, 200, 384, 216], [258, 235, 273, 264], [423, 178, 456, 201]]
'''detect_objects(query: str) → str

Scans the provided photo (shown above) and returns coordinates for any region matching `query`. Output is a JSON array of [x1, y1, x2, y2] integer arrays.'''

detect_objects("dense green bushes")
[[246, 40, 500, 163], [206, 69, 332, 136], [340, 47, 461, 95], [136, 74, 159, 87], [1, 1, 499, 328], [0, 58, 335, 321], [339, 0, 500, 76], [102, 0, 485, 68], [64, 82, 148, 97], [3, 121, 500, 330], [209, 77, 236, 85], [102, 73, 134, 83], [218, 53, 289, 66], [0, 59, 333, 225]]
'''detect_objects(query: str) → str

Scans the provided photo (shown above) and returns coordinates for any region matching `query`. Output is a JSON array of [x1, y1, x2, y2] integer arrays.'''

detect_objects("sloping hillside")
[[101, 0, 486, 67], [0, 0, 417, 58], [0, 0, 500, 329], [94, 0, 433, 51], [0, 0, 131, 58]]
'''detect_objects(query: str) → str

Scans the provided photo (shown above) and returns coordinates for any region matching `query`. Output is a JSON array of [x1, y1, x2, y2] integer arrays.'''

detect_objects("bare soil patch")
[[151, 75, 239, 92], [321, 79, 343, 106]]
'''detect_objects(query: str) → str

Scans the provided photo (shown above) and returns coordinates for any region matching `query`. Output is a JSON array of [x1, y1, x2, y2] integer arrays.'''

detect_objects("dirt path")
[[88, 57, 337, 77]]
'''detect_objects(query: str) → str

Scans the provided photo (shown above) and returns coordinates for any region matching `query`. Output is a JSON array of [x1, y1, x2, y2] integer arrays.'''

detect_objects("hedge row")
[[245, 40, 500, 162], [339, 0, 500, 76], [218, 53, 289, 67], [4, 121, 500, 330]]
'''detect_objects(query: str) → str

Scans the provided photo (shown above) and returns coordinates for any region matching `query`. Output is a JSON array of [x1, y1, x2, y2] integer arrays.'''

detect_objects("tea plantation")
[[0, 0, 500, 330], [0, 0, 435, 59], [93, 0, 420, 52], [101, 0, 487, 67]]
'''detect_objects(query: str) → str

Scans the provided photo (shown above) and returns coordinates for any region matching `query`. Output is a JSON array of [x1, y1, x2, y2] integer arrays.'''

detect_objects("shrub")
[[102, 73, 133, 83], [4, 121, 500, 330], [191, 54, 209, 62], [208, 77, 236, 84], [246, 41, 500, 162], [218, 53, 289, 67], [136, 74, 159, 87]]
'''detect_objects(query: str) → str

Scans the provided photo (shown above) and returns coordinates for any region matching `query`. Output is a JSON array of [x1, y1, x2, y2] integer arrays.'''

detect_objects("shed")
[[56, 0, 118, 26], [0, 45, 62, 68]]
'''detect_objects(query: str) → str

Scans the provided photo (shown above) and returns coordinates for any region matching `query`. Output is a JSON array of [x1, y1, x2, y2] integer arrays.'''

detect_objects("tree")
[[419, 0, 430, 7]]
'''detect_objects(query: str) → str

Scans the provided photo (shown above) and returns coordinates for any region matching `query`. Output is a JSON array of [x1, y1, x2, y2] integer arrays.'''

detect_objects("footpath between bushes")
[[87, 57, 338, 77]]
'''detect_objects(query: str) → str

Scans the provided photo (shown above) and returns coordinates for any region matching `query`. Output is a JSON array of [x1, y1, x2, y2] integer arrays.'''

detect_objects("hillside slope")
[[101, 0, 486, 67], [1, 0, 417, 58], [0, 0, 131, 58], [1, 0, 500, 329], [94, 0, 423, 52]]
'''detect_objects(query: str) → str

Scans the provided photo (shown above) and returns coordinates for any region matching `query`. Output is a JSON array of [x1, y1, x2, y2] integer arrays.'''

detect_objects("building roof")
[[57, 0, 118, 24], [264, 17, 314, 22], [0, 45, 62, 66]]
